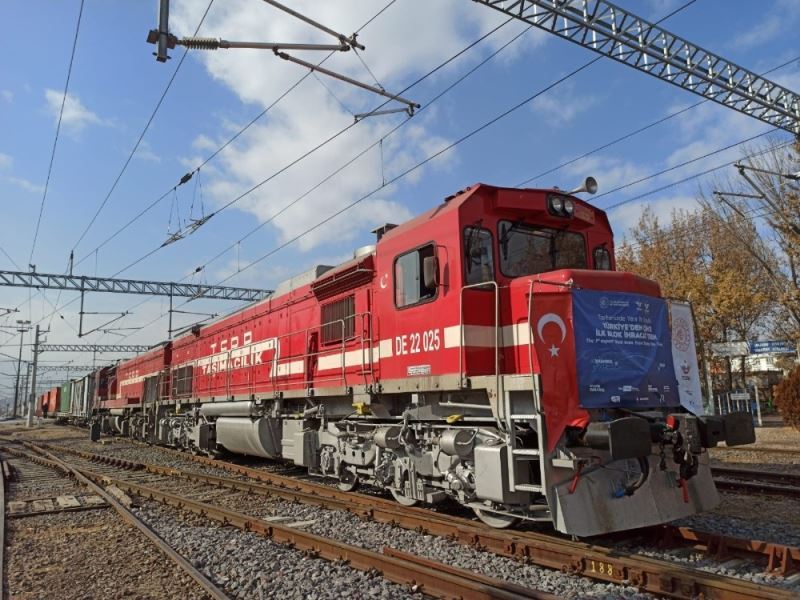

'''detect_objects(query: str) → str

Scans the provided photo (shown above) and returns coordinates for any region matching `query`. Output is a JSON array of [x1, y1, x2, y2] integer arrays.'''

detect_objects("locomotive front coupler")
[[567, 416, 652, 460]]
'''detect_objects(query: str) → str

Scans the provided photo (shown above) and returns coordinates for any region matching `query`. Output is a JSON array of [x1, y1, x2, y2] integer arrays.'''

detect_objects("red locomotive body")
[[114, 344, 171, 409], [44, 387, 60, 416], [95, 183, 753, 536]]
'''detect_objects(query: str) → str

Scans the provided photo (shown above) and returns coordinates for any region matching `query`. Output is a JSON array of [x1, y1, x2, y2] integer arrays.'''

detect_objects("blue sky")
[[1, 0, 799, 401]]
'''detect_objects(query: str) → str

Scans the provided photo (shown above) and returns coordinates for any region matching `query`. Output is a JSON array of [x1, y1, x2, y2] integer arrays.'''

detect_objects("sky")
[[1, 0, 799, 405]]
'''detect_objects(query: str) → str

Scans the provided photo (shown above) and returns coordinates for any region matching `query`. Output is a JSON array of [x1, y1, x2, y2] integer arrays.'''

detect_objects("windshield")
[[498, 220, 586, 277]]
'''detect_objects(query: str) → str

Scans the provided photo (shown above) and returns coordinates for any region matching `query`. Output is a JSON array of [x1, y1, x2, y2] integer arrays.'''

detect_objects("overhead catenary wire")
[[619, 202, 778, 254], [88, 14, 525, 342], [1, 0, 407, 349], [157, 17, 528, 279], [603, 138, 796, 212], [0, 1, 217, 347], [71, 0, 400, 273], [29, 0, 85, 267], [70, 0, 216, 255], [116, 2, 709, 340], [515, 56, 800, 188], [92, 0, 706, 342], [98, 0, 701, 279], [107, 16, 522, 277], [8, 0, 218, 347], [593, 128, 780, 203], [89, 18, 535, 343]]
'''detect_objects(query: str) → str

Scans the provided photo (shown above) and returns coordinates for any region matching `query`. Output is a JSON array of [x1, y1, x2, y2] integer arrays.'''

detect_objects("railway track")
[[5, 440, 557, 600], [0, 442, 226, 600], [711, 465, 800, 498], [25, 436, 800, 600], [716, 446, 800, 456]]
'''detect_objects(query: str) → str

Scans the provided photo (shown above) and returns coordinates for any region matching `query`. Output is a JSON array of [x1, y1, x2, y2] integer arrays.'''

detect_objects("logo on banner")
[[673, 316, 692, 352], [537, 313, 566, 358]]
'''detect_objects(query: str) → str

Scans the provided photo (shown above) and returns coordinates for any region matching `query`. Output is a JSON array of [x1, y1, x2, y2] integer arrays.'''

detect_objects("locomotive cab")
[[372, 183, 754, 534]]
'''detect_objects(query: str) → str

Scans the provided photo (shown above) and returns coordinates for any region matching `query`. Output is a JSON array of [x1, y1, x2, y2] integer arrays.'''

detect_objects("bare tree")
[[700, 138, 800, 355]]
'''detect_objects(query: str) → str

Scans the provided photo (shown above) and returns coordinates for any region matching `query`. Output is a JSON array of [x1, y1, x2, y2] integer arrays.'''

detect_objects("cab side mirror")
[[423, 255, 439, 289]]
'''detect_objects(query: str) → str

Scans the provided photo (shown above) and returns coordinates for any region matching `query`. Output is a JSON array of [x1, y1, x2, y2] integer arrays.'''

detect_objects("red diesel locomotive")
[[92, 183, 754, 536]]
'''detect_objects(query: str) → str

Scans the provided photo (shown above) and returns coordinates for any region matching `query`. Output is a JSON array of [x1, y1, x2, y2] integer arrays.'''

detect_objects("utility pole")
[[26, 325, 41, 428], [22, 362, 31, 416], [12, 319, 31, 418]]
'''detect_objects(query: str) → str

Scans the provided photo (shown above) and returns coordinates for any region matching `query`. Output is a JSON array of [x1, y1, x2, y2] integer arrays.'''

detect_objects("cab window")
[[464, 227, 494, 285], [498, 220, 586, 277], [593, 245, 612, 270], [395, 244, 436, 308]]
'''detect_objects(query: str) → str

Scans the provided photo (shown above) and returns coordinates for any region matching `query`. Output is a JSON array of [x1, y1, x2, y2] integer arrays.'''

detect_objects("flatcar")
[[78, 182, 754, 536]]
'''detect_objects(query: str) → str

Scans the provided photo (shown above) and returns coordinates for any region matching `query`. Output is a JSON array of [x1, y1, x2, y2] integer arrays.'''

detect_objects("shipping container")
[[59, 382, 71, 414]]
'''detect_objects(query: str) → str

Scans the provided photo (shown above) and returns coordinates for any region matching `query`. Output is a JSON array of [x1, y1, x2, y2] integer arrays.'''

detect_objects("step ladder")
[[504, 390, 546, 495]]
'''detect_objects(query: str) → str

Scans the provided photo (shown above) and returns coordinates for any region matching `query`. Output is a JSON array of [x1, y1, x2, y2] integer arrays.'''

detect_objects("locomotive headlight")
[[551, 196, 564, 213], [564, 198, 574, 215]]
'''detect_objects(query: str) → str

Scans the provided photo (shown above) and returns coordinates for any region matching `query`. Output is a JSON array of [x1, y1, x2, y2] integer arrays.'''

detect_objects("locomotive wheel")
[[337, 468, 359, 492], [473, 507, 520, 529], [390, 475, 420, 506]]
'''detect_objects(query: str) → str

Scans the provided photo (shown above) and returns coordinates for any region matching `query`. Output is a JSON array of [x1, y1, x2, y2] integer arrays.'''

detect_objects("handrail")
[[186, 311, 375, 398]]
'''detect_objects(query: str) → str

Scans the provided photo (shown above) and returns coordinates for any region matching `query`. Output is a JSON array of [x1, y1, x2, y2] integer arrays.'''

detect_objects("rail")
[[16, 441, 554, 600], [9, 444, 228, 600], [90, 440, 797, 600]]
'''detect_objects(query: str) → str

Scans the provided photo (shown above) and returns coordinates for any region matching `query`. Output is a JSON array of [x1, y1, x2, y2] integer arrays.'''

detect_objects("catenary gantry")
[[0, 269, 272, 301], [473, 0, 800, 134]]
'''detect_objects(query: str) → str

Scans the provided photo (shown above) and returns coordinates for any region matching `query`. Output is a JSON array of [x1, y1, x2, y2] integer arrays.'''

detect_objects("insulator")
[[181, 37, 220, 50]]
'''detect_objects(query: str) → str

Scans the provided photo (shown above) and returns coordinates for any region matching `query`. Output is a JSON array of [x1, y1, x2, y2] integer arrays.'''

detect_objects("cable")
[[29, 0, 85, 266], [620, 204, 776, 254], [100, 0, 702, 279], [70, 0, 216, 254], [72, 0, 402, 272], [94, 0, 705, 341], [516, 55, 800, 188], [107, 16, 520, 277], [96, 18, 531, 341], [1, 0, 411, 348], [594, 128, 778, 203], [11, 0, 218, 344], [603, 139, 795, 211], [184, 20, 529, 277]]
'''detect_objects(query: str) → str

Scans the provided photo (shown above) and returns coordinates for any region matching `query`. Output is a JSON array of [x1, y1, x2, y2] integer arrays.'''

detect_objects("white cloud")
[[192, 134, 217, 152], [169, 0, 523, 253], [134, 140, 161, 163], [0, 152, 43, 193], [44, 89, 108, 132], [531, 82, 599, 125], [609, 194, 699, 237], [1, 90, 12, 103], [5, 176, 44, 194], [734, 0, 800, 50]]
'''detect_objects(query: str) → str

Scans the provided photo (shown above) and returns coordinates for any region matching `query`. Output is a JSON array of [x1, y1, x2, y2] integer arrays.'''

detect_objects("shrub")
[[774, 365, 800, 430]]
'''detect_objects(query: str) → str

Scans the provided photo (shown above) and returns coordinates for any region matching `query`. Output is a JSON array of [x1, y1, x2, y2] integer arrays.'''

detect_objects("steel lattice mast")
[[0, 270, 271, 301], [36, 365, 98, 372], [38, 344, 153, 353], [472, 0, 800, 134]]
